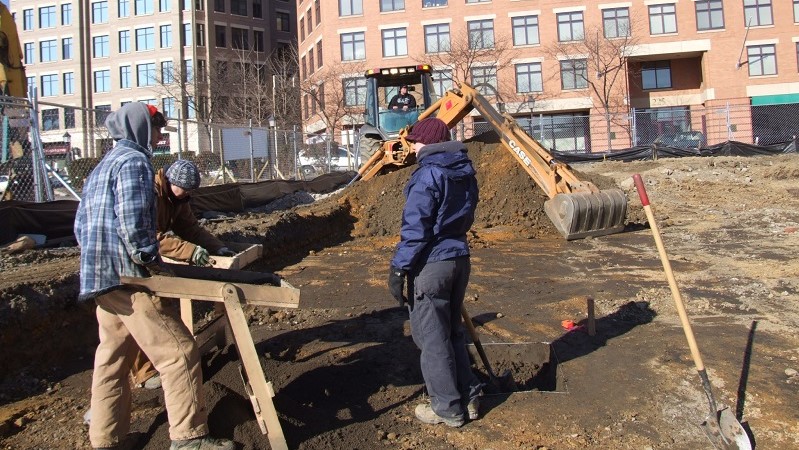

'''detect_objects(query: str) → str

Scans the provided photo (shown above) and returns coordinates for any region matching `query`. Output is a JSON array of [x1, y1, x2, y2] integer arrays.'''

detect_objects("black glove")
[[388, 266, 407, 307]]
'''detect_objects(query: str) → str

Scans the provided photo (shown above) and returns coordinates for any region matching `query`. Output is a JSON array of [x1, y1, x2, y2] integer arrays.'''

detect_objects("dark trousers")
[[409, 256, 481, 419]]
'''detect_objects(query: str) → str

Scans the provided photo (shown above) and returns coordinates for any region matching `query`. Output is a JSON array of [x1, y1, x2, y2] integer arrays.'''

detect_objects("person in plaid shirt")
[[74, 102, 234, 450]]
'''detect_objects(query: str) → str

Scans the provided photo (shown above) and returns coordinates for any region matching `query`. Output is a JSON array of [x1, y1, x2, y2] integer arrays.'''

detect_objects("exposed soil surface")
[[1, 134, 798, 450]]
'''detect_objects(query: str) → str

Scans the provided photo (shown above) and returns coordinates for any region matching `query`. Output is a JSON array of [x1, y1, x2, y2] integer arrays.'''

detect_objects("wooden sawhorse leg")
[[221, 283, 288, 450]]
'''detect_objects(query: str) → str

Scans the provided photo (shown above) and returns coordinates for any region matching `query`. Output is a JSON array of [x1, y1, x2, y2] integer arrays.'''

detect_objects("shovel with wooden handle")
[[460, 304, 517, 393], [633, 174, 752, 450]]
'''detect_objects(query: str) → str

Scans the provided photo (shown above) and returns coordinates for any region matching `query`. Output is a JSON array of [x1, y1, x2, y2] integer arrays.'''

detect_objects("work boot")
[[169, 436, 235, 450], [466, 397, 480, 420], [142, 374, 162, 390], [414, 403, 464, 428]]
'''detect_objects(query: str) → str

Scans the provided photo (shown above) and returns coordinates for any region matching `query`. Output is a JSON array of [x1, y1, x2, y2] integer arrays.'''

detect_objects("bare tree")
[[546, 23, 640, 149], [418, 30, 524, 111], [263, 45, 302, 130]]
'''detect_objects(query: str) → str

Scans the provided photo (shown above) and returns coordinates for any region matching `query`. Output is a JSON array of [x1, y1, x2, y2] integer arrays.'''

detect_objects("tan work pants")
[[89, 288, 208, 448]]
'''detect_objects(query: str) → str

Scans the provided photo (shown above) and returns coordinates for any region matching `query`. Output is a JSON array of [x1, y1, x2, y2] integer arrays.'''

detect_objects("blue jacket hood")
[[416, 141, 475, 180]]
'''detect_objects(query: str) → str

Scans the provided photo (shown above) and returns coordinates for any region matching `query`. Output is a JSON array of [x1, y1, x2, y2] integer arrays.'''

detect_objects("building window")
[[23, 9, 34, 31], [340, 0, 363, 16], [40, 39, 58, 62], [215, 25, 227, 47], [39, 6, 57, 28], [649, 4, 677, 34], [471, 66, 497, 96], [24, 43, 34, 65], [64, 107, 75, 128], [196, 59, 207, 79], [424, 23, 450, 53], [276, 13, 291, 32], [230, 0, 247, 16], [424, 0, 447, 6], [232, 28, 249, 49], [163, 98, 176, 118], [796, 42, 799, 71], [119, 0, 130, 17], [747, 44, 776, 76], [135, 0, 154, 15], [186, 96, 196, 119], [27, 76, 36, 90], [381, 0, 404, 12], [91, 2, 108, 24], [382, 28, 407, 57], [512, 15, 539, 46], [516, 62, 543, 93], [308, 48, 315, 74], [314, 0, 320, 24], [61, 4, 72, 25], [94, 70, 111, 93], [743, 0, 772, 27], [557, 11, 584, 42], [254, 0, 263, 18], [160, 0, 171, 12], [161, 61, 173, 83], [119, 30, 131, 53], [300, 19, 305, 41], [214, 0, 224, 12], [40, 75, 59, 97], [63, 73, 74, 95], [160, 25, 172, 48], [42, 109, 59, 130], [95, 105, 112, 126], [432, 69, 452, 95], [795, 0, 799, 23], [343, 77, 367, 106], [641, 61, 672, 89], [300, 55, 306, 80], [183, 23, 193, 46], [92, 36, 109, 58], [317, 41, 323, 67], [254, 30, 264, 52], [62, 38, 73, 59], [136, 27, 155, 51], [306, 10, 312, 34], [468, 19, 494, 49], [466, 0, 489, 3], [695, 1, 724, 31], [120, 65, 132, 88], [560, 59, 587, 90], [137, 63, 156, 86], [196, 24, 205, 46], [183, 59, 193, 82], [603, 8, 630, 38], [341, 32, 365, 61]]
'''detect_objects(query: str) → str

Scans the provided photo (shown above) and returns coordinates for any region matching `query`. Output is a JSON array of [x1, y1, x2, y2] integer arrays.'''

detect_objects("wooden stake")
[[587, 297, 596, 336]]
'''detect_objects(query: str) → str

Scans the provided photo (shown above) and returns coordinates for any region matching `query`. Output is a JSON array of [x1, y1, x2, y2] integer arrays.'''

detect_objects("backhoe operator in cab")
[[388, 85, 417, 111]]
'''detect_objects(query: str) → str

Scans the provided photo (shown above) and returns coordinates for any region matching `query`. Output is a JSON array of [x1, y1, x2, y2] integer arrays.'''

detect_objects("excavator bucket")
[[544, 189, 627, 240]]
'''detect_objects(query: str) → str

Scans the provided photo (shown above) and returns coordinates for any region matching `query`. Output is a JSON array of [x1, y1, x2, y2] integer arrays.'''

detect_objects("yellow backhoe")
[[356, 82, 627, 240]]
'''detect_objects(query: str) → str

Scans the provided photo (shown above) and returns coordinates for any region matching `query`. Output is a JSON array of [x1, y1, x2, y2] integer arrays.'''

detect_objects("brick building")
[[297, 0, 799, 152]]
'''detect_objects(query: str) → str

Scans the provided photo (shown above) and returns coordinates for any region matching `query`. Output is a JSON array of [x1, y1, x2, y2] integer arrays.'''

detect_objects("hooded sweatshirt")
[[391, 140, 479, 271], [74, 102, 158, 301]]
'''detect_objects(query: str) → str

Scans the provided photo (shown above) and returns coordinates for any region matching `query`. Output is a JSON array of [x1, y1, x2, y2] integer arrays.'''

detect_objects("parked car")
[[653, 131, 706, 149], [298, 146, 359, 178]]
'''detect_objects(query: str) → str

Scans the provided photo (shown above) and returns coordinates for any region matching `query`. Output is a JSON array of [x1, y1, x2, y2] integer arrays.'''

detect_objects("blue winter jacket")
[[390, 140, 479, 272]]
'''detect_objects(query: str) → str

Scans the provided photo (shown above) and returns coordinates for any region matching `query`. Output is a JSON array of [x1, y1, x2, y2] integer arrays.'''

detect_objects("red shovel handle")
[[632, 174, 650, 206]]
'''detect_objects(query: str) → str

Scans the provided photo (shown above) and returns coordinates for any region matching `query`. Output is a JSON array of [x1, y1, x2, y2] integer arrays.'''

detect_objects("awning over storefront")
[[43, 143, 69, 156], [751, 93, 799, 106]]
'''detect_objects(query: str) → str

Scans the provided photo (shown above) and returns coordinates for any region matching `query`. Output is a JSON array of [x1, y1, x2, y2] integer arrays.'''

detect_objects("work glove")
[[191, 245, 211, 266], [388, 266, 408, 308], [216, 247, 236, 257]]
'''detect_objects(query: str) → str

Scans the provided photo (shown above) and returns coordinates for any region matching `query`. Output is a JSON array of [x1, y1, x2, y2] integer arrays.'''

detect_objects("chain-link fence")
[[4, 94, 798, 203]]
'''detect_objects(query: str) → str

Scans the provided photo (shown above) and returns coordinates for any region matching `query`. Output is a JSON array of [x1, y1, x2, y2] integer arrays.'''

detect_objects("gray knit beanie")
[[166, 160, 201, 190]]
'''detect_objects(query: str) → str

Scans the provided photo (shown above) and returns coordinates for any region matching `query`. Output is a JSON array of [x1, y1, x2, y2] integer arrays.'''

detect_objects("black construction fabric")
[[0, 200, 79, 245]]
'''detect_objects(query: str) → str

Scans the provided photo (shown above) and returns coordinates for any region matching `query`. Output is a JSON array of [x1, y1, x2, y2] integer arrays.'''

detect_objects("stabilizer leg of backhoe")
[[544, 189, 627, 240]]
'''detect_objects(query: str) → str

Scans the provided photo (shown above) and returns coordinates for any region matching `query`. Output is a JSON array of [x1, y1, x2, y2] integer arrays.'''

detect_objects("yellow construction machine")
[[356, 81, 628, 240], [0, 4, 27, 98]]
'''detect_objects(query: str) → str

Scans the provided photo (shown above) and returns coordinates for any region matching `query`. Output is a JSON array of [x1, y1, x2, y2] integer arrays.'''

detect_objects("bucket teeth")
[[544, 189, 627, 240]]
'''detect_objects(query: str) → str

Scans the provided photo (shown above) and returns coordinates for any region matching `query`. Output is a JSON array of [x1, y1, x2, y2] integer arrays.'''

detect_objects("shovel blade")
[[701, 407, 752, 450]]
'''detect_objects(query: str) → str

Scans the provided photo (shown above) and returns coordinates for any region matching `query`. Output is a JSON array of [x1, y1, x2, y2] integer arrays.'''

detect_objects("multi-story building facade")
[[298, 0, 799, 153], [13, 0, 296, 157]]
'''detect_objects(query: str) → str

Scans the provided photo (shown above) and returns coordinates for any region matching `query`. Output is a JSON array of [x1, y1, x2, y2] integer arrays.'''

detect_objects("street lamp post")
[[527, 95, 535, 137], [62, 131, 72, 163], [267, 115, 276, 180]]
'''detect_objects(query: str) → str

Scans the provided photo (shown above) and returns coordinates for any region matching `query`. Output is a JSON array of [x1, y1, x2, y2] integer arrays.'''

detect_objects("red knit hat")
[[405, 117, 450, 145]]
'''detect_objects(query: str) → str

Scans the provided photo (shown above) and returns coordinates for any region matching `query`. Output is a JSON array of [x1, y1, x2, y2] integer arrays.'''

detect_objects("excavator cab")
[[359, 64, 436, 157]]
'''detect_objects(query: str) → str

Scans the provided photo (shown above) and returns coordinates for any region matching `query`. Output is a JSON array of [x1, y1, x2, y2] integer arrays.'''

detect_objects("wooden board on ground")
[[162, 242, 263, 269]]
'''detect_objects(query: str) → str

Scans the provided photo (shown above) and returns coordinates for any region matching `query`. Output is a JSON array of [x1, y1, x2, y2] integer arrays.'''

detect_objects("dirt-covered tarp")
[[552, 139, 797, 163], [0, 172, 355, 246]]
